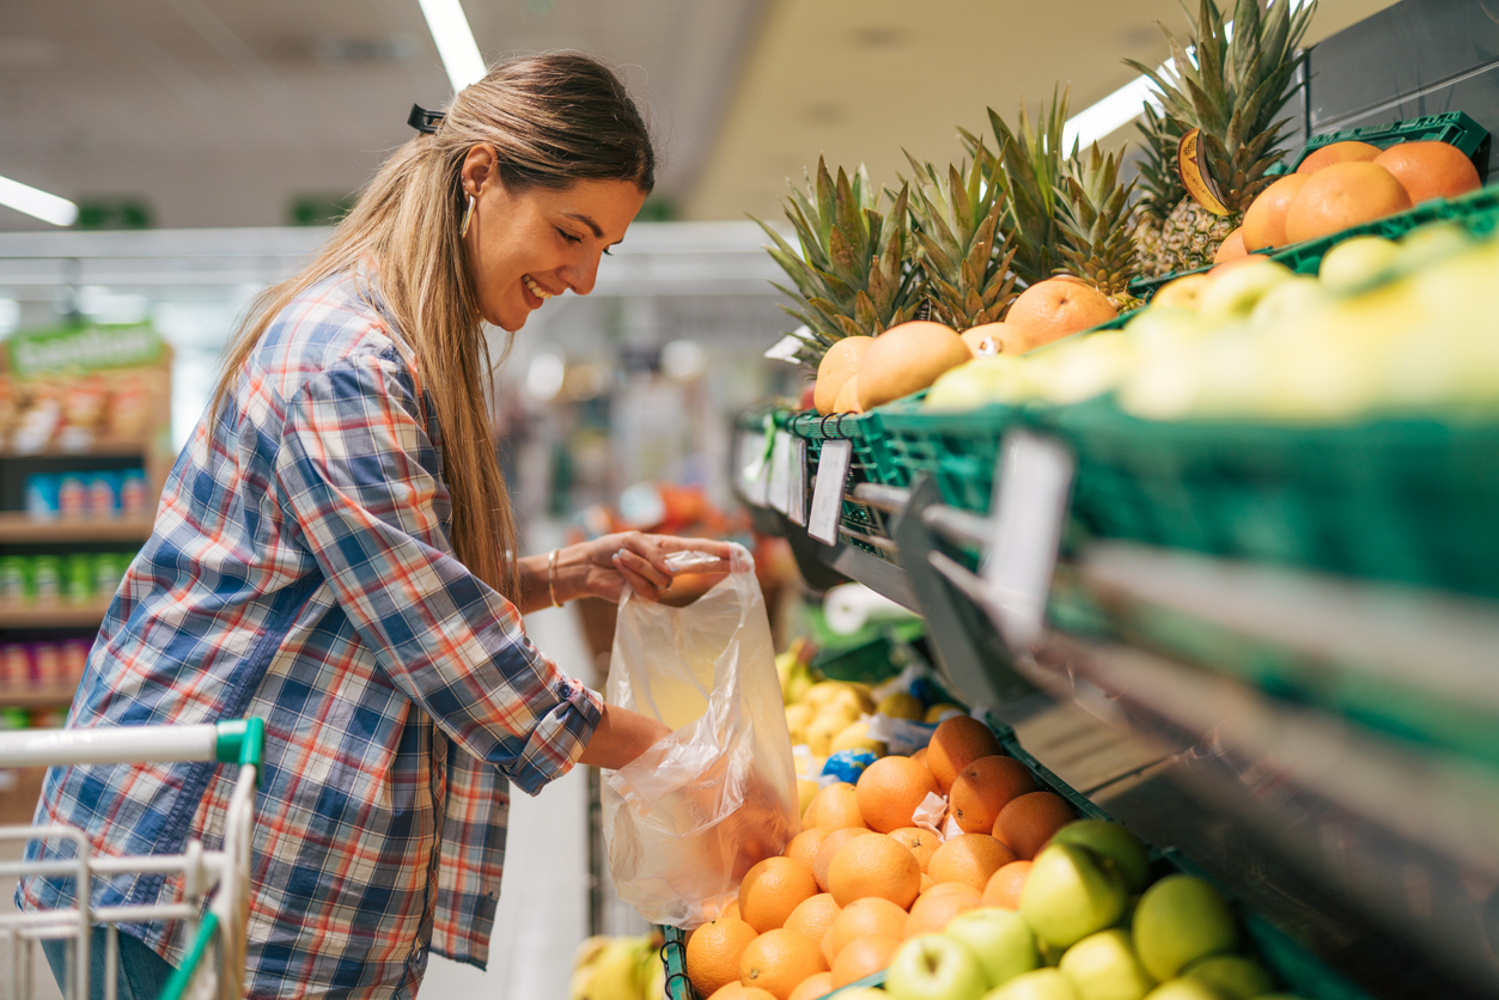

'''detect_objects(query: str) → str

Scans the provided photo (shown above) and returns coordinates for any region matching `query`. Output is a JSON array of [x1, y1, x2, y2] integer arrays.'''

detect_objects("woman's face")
[[460, 145, 648, 332]]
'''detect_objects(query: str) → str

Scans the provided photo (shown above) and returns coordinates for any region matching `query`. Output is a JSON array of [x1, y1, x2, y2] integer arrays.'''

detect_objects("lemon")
[[805, 714, 844, 757], [876, 692, 925, 720], [924, 703, 965, 724], [829, 720, 887, 756], [797, 779, 820, 814]]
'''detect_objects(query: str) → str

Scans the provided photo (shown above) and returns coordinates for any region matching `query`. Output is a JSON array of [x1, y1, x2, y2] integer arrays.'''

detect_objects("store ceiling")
[[0, 0, 1396, 232]]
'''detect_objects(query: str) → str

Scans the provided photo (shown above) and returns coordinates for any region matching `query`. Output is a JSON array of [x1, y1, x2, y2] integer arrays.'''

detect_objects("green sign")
[[6, 324, 162, 377]]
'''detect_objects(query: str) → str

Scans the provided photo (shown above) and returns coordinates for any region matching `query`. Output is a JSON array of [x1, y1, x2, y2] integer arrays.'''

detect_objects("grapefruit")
[[1284, 161, 1413, 244], [857, 321, 970, 410], [1241, 173, 1308, 251], [1373, 141, 1481, 204], [814, 336, 874, 414], [1004, 278, 1117, 352], [1296, 140, 1381, 174]]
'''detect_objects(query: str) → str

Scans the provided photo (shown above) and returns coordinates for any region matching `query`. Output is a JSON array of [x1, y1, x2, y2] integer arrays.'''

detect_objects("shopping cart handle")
[[214, 718, 264, 769]]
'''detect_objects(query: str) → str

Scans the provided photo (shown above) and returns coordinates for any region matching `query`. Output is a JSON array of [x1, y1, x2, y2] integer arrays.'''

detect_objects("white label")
[[768, 430, 792, 513], [984, 431, 1075, 649], [787, 438, 808, 526], [808, 439, 853, 545]]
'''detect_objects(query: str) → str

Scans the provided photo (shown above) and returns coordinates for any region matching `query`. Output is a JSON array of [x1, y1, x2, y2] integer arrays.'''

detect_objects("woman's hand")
[[552, 532, 736, 605]]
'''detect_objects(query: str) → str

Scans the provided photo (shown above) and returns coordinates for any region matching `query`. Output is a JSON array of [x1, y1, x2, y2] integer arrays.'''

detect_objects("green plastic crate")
[[873, 396, 1014, 514], [660, 711, 1371, 1000], [1128, 111, 1491, 299], [1039, 397, 1499, 601], [788, 409, 902, 563]]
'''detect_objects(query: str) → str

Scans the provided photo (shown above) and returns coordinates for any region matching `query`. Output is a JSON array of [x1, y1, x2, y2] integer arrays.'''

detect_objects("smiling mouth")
[[523, 274, 555, 301]]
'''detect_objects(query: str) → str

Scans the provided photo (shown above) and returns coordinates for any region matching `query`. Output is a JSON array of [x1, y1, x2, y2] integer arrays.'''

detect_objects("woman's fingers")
[[653, 535, 736, 572], [612, 549, 669, 597]]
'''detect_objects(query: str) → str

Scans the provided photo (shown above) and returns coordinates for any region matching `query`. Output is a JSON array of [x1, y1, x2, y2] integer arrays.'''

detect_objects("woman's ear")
[[460, 144, 499, 197]]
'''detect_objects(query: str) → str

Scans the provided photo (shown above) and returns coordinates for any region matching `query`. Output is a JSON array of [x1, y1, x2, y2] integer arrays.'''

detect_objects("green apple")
[[1246, 275, 1325, 331], [1150, 274, 1213, 311], [1395, 220, 1474, 272], [1141, 980, 1221, 1000], [886, 934, 990, 1000], [946, 907, 1040, 988], [926, 356, 1027, 410], [985, 967, 1083, 1000], [1197, 260, 1295, 324], [1058, 928, 1155, 1000], [1048, 821, 1151, 892], [1317, 235, 1399, 293], [1133, 876, 1238, 982], [1183, 954, 1274, 999], [1037, 936, 1068, 968], [1021, 843, 1129, 950]]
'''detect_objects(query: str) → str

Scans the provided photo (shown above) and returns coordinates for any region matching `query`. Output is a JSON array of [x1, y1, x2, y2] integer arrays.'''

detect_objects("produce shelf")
[[0, 512, 155, 544]]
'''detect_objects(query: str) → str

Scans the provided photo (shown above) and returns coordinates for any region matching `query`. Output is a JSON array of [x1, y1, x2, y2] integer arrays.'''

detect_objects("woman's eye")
[[556, 227, 582, 244]]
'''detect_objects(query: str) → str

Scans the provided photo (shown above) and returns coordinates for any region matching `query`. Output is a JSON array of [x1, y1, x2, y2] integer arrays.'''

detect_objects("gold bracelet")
[[548, 548, 562, 608]]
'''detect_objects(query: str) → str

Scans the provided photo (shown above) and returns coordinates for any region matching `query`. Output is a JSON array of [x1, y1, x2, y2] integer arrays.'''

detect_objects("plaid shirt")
[[18, 271, 602, 997]]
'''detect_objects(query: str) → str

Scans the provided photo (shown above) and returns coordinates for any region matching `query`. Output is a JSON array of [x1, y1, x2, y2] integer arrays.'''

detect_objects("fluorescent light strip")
[[417, 0, 486, 93], [0, 174, 77, 227], [1062, 0, 1310, 150]]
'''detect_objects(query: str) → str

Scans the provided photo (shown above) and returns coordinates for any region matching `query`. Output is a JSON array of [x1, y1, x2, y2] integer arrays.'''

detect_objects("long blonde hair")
[[212, 54, 654, 599]]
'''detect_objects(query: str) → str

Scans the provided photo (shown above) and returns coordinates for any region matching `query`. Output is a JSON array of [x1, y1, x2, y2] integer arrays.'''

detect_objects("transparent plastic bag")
[[601, 543, 799, 928]]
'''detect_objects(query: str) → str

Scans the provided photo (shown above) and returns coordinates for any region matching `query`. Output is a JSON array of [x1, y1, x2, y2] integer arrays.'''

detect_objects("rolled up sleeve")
[[273, 352, 600, 795]]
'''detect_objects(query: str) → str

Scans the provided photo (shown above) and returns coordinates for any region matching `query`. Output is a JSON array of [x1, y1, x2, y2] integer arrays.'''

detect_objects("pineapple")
[[963, 85, 1072, 287], [1132, 103, 1187, 278], [754, 157, 922, 367], [902, 143, 1018, 329], [1054, 141, 1142, 310], [1126, 0, 1317, 270]]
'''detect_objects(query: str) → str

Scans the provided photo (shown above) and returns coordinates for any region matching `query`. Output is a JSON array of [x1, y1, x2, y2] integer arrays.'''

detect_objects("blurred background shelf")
[[0, 601, 112, 629], [0, 514, 153, 545], [0, 683, 78, 709]]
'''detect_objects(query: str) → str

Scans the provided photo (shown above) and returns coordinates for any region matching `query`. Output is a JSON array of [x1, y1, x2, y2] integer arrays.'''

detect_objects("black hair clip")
[[408, 104, 444, 135]]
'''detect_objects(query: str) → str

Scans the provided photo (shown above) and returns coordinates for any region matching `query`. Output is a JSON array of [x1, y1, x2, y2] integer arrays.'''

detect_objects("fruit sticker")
[[1176, 128, 1231, 217]]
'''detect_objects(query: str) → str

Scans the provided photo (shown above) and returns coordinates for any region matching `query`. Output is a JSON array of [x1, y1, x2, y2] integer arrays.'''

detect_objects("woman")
[[20, 53, 731, 997]]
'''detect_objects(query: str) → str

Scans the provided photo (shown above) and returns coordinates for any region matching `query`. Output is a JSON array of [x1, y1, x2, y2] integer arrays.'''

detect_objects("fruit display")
[[572, 932, 666, 1000], [920, 215, 1499, 422]]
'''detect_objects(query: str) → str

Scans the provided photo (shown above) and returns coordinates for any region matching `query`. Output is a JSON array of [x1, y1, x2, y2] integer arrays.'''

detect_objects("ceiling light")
[[0, 174, 77, 227], [416, 0, 486, 92], [1062, 0, 1310, 150]]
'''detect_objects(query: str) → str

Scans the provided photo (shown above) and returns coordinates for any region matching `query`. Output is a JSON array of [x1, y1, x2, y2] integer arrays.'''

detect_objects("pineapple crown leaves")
[[1054, 141, 1141, 297], [752, 157, 921, 364], [1133, 102, 1188, 222], [901, 142, 1018, 328], [1124, 0, 1317, 210], [962, 84, 1076, 287]]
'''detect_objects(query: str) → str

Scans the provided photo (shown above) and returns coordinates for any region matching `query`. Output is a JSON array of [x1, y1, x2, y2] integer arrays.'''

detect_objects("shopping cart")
[[0, 718, 263, 1000]]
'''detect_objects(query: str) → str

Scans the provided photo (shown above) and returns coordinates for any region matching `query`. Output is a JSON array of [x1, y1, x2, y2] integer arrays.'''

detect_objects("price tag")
[[808, 439, 853, 545], [984, 431, 1075, 649], [787, 437, 808, 526], [768, 430, 792, 513]]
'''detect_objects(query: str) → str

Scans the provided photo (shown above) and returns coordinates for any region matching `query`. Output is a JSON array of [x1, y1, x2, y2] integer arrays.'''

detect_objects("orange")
[[709, 986, 779, 1000], [1374, 141, 1481, 204], [832, 373, 863, 414], [827, 832, 921, 909], [1206, 254, 1264, 280], [992, 791, 1075, 860], [905, 885, 982, 938], [788, 972, 834, 1000], [961, 323, 1007, 357], [855, 756, 939, 833], [1241, 173, 1308, 251], [722, 898, 742, 921], [785, 828, 830, 872], [1296, 140, 1382, 175], [1284, 161, 1413, 245], [813, 827, 875, 892], [926, 717, 1003, 794], [911, 747, 930, 769], [949, 755, 1039, 834], [982, 860, 1032, 910], [740, 928, 828, 1000], [857, 321, 970, 410], [810, 783, 866, 832], [927, 833, 1017, 891], [1213, 227, 1247, 263], [740, 856, 819, 933], [686, 916, 760, 999], [1002, 278, 1117, 353], [784, 893, 842, 944], [887, 827, 941, 872], [919, 881, 981, 904], [830, 934, 902, 988], [820, 924, 837, 967], [814, 336, 874, 415], [919, 872, 935, 893], [827, 897, 909, 960]]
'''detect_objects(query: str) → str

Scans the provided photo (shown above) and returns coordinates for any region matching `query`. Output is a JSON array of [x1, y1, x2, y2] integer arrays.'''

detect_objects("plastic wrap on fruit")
[[601, 543, 800, 929], [821, 748, 878, 784]]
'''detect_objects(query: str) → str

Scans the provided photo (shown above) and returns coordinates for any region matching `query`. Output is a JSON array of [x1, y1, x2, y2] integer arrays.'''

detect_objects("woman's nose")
[[559, 251, 602, 296]]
